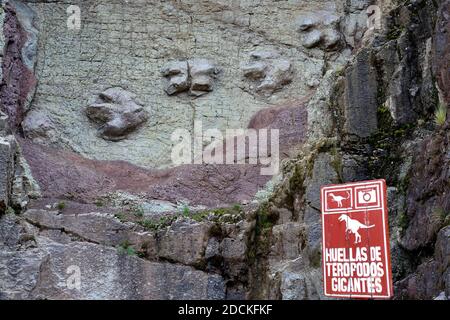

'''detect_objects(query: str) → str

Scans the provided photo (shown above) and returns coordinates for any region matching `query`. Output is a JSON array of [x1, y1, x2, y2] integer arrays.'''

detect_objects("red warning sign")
[[321, 179, 393, 299]]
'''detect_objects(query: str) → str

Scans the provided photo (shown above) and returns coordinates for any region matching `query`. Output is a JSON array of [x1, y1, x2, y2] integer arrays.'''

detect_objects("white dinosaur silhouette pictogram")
[[338, 214, 375, 244], [329, 191, 350, 208]]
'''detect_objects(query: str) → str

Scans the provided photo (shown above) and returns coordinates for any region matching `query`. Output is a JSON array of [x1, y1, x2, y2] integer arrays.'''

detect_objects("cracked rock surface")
[[0, 0, 449, 301]]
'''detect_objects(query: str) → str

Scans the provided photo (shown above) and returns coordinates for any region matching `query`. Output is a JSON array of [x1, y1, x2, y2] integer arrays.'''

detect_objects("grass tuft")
[[117, 240, 136, 256], [57, 201, 66, 211], [435, 104, 447, 126]]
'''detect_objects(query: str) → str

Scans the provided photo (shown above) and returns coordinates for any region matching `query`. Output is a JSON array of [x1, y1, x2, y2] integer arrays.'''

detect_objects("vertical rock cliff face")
[[246, 0, 449, 300], [0, 0, 37, 129], [0, 0, 448, 300]]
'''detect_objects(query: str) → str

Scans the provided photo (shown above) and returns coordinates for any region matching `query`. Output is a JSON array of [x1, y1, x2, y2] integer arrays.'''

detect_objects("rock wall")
[[0, 0, 37, 129], [0, 0, 448, 300], [20, 0, 345, 168], [246, 0, 450, 300]]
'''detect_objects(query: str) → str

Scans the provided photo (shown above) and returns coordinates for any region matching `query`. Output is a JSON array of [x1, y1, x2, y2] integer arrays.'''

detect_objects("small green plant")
[[435, 103, 447, 126], [182, 206, 245, 223], [117, 240, 136, 256], [159, 216, 177, 228], [5, 207, 15, 215], [182, 205, 190, 217], [257, 205, 277, 231], [259, 212, 274, 230], [94, 199, 104, 207], [139, 216, 175, 231], [232, 203, 242, 212], [139, 219, 159, 231], [134, 207, 144, 218], [57, 201, 66, 211], [190, 211, 209, 222], [114, 212, 127, 222], [136, 251, 146, 258]]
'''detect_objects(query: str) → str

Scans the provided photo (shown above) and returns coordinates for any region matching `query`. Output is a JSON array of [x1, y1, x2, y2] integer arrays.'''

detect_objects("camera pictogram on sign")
[[355, 184, 381, 209], [358, 189, 376, 204]]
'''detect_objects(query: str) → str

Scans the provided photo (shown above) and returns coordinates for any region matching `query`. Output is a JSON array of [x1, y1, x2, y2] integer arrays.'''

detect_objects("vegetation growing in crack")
[[117, 240, 145, 258], [257, 205, 278, 231], [181, 205, 245, 223], [281, 162, 305, 213], [116, 240, 145, 258], [245, 203, 279, 299], [366, 103, 416, 185], [434, 103, 447, 126], [181, 205, 190, 216], [138, 216, 176, 231], [115, 204, 245, 232], [117, 240, 137, 256], [57, 201, 66, 211], [133, 207, 144, 218], [329, 145, 343, 183], [114, 212, 127, 223], [94, 199, 104, 207], [247, 203, 278, 266]]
